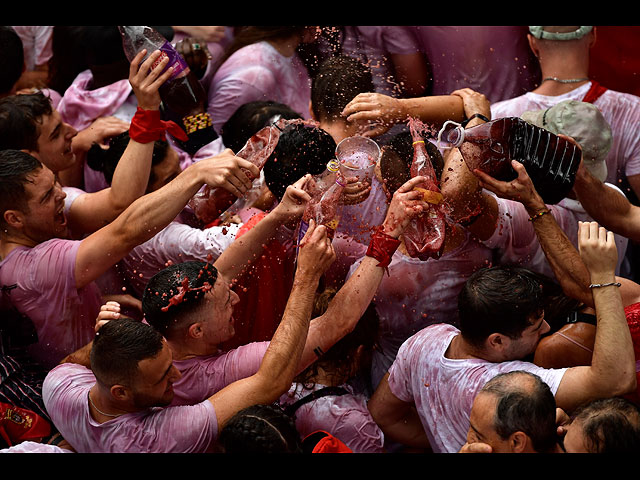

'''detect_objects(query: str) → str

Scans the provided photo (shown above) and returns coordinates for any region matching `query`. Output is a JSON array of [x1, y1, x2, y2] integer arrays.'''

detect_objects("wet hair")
[[311, 54, 373, 122], [294, 288, 380, 388], [0, 92, 53, 152], [142, 261, 219, 339], [221, 100, 303, 153], [218, 404, 303, 453], [90, 318, 165, 388], [263, 122, 336, 200], [481, 371, 558, 453], [0, 150, 43, 228], [458, 265, 545, 349], [572, 397, 640, 453], [86, 131, 170, 186], [0, 27, 25, 95], [379, 130, 444, 195]]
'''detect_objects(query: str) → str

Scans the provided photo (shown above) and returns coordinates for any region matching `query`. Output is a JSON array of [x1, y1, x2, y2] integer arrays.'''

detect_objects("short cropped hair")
[[90, 318, 165, 388], [0, 92, 53, 152], [481, 371, 558, 453], [0, 150, 43, 228], [311, 54, 374, 122], [458, 265, 545, 348], [142, 261, 219, 338]]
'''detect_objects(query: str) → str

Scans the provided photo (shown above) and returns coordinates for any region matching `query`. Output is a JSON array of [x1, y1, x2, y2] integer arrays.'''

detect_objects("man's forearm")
[[396, 95, 464, 126]]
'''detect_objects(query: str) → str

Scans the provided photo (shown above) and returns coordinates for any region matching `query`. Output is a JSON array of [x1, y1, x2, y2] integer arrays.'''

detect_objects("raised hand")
[[128, 49, 175, 111], [578, 221, 618, 283], [195, 149, 261, 198], [271, 174, 313, 227], [474, 159, 546, 211], [342, 92, 401, 138], [381, 176, 431, 238], [296, 219, 336, 280]]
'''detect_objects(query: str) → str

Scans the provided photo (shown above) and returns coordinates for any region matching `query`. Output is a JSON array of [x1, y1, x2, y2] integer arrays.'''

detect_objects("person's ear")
[[3, 210, 26, 230], [188, 322, 204, 339], [110, 384, 130, 402], [486, 332, 508, 352], [527, 34, 540, 59], [509, 431, 531, 453], [309, 100, 316, 121]]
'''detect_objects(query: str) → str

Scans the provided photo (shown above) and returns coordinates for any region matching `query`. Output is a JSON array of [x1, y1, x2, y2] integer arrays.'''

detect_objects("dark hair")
[[0, 92, 53, 152], [311, 54, 373, 122], [86, 131, 170, 186], [218, 404, 303, 453], [263, 122, 336, 200], [482, 371, 558, 453], [0, 27, 25, 95], [142, 261, 219, 338], [379, 130, 444, 195], [90, 318, 165, 388], [572, 397, 640, 453], [0, 150, 43, 228], [221, 100, 302, 153], [458, 265, 545, 348], [295, 288, 380, 388]]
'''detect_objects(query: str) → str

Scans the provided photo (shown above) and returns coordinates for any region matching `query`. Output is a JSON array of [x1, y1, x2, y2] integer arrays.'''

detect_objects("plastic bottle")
[[188, 119, 286, 226], [118, 26, 217, 154], [401, 118, 447, 261], [437, 116, 582, 204], [298, 160, 344, 240]]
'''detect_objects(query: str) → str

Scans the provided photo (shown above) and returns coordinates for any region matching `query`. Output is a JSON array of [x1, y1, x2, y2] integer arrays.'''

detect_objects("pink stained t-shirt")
[[410, 26, 540, 104], [341, 26, 422, 97], [0, 239, 102, 369], [279, 382, 385, 453], [348, 230, 494, 389], [387, 323, 567, 453], [207, 41, 312, 134], [42, 363, 218, 453], [169, 341, 270, 407], [490, 82, 640, 189]]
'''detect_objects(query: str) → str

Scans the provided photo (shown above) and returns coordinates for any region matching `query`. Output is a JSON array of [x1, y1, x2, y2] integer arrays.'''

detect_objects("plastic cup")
[[335, 136, 380, 185]]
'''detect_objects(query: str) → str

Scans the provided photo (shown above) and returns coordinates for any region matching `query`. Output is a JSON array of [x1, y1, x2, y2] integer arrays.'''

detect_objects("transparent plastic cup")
[[335, 135, 380, 185]]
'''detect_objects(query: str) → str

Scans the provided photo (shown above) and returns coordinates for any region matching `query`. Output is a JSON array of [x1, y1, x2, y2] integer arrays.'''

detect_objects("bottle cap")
[[437, 121, 465, 149]]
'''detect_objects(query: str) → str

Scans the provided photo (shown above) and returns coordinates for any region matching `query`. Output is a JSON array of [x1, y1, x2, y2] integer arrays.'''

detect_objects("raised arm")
[[213, 175, 312, 282], [341, 92, 464, 138], [66, 49, 174, 236], [74, 150, 259, 289], [297, 176, 430, 371], [207, 220, 336, 430], [553, 222, 637, 412], [474, 159, 594, 307], [573, 160, 640, 242]]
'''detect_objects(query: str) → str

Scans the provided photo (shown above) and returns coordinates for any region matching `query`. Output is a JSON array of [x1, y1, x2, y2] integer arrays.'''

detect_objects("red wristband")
[[366, 226, 401, 275], [129, 107, 189, 143]]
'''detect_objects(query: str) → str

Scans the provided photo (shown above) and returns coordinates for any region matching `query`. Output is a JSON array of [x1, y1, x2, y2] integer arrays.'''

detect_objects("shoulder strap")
[[283, 386, 349, 417], [582, 80, 608, 104]]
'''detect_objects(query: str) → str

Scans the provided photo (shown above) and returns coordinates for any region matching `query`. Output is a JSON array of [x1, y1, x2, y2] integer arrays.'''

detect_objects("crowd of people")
[[0, 25, 639, 454]]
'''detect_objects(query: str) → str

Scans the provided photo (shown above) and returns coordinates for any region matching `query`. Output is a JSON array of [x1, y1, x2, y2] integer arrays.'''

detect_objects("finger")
[[292, 174, 312, 191], [235, 158, 261, 179], [129, 49, 147, 73], [397, 176, 428, 193], [589, 221, 598, 241]]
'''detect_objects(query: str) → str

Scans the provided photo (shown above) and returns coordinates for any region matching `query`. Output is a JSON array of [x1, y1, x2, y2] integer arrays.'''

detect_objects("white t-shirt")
[[42, 363, 218, 453], [387, 323, 567, 453]]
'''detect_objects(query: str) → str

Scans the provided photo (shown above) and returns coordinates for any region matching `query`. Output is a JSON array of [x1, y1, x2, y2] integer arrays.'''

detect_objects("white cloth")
[[387, 323, 567, 453]]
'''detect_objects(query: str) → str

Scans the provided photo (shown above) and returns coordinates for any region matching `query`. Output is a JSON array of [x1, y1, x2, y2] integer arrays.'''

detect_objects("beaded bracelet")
[[528, 209, 551, 222], [589, 282, 622, 289]]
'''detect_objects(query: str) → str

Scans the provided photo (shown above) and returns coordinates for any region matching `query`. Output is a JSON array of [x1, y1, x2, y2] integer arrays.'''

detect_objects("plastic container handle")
[[437, 121, 464, 149]]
